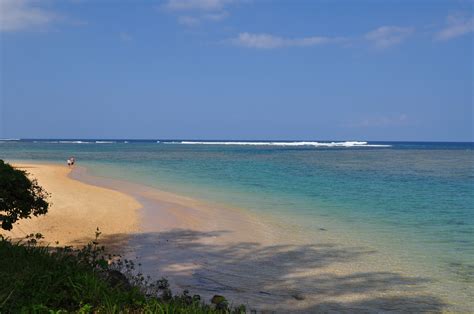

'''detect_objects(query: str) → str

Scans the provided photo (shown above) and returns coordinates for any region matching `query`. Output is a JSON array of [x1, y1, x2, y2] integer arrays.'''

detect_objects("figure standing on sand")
[[67, 156, 76, 167]]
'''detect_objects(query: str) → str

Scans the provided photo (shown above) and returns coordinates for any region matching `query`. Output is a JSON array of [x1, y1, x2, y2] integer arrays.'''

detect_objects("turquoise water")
[[1, 140, 473, 307]]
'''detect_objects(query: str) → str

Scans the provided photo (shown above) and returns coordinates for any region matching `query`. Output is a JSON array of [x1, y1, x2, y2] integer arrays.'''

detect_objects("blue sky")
[[0, 0, 473, 141]]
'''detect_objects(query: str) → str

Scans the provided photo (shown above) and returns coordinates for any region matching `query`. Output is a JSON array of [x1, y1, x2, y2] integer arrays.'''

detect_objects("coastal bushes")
[[0, 160, 49, 230], [0, 231, 244, 313]]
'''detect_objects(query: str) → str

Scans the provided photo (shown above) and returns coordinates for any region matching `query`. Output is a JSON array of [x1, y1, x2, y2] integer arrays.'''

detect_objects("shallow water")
[[1, 140, 473, 311]]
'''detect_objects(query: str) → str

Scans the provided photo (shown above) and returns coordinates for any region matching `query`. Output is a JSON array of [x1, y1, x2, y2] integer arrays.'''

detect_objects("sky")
[[0, 0, 473, 141]]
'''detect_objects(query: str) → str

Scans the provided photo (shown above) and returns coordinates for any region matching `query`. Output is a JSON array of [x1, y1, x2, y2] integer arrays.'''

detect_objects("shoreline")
[[70, 165, 297, 246], [69, 164, 455, 312], [3, 161, 461, 312]]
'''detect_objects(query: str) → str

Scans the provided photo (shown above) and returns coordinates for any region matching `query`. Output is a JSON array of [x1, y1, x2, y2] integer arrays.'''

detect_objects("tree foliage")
[[0, 160, 49, 230]]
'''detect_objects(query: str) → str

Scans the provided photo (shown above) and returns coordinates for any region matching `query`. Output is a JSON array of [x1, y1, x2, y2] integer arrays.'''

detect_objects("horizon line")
[[2, 138, 473, 144]]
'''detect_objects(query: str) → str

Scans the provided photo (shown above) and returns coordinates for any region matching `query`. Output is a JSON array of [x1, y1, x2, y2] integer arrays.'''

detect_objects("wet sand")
[[71, 165, 452, 313]]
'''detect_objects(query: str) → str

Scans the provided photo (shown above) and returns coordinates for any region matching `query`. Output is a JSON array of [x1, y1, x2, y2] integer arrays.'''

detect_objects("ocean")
[[1, 139, 473, 311]]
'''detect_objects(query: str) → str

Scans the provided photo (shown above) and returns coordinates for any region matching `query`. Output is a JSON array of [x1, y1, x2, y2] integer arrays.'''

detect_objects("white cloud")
[[177, 11, 229, 27], [0, 0, 57, 32], [230, 32, 339, 49], [365, 26, 414, 49], [435, 14, 474, 41], [230, 26, 414, 50], [163, 0, 237, 26], [164, 0, 234, 12]]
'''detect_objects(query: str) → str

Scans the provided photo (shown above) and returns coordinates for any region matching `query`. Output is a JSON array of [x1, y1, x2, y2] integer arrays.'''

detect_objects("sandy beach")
[[2, 162, 458, 312], [4, 163, 141, 245]]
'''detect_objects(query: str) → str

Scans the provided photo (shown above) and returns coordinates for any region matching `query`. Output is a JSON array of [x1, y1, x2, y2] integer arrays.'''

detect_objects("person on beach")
[[67, 157, 76, 167]]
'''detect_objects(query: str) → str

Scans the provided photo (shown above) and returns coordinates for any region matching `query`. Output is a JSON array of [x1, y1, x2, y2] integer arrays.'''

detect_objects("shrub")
[[0, 231, 245, 313], [0, 160, 49, 230]]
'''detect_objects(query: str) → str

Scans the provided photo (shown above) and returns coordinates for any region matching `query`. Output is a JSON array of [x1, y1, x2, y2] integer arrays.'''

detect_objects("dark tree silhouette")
[[0, 160, 49, 230]]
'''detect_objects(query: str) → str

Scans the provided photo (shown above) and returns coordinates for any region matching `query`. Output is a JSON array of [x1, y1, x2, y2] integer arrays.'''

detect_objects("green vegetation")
[[0, 231, 244, 313], [0, 160, 49, 230]]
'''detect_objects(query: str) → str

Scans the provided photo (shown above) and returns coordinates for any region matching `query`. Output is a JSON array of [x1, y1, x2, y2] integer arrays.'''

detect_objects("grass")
[[0, 232, 245, 313]]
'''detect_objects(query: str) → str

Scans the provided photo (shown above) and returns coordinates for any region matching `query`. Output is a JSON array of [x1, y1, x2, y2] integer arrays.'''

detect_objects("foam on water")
[[58, 141, 92, 144], [168, 141, 392, 147], [30, 140, 119, 144]]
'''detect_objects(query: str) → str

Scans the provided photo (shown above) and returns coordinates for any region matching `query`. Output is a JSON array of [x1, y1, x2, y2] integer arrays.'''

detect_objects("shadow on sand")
[[90, 229, 446, 313]]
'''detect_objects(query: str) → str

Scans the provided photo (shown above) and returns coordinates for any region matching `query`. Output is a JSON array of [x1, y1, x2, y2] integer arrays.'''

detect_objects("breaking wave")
[[32, 140, 117, 144], [167, 141, 391, 147], [59, 141, 91, 144]]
